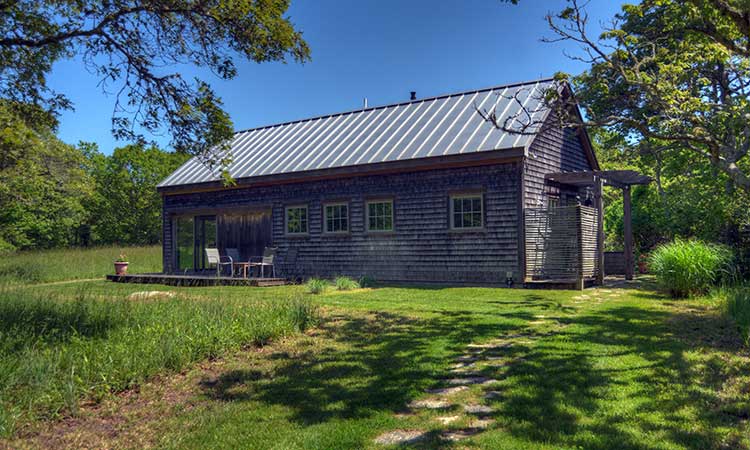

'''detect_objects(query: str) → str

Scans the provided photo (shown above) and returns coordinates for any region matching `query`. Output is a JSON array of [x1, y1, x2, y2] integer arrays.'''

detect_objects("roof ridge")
[[233, 77, 555, 135]]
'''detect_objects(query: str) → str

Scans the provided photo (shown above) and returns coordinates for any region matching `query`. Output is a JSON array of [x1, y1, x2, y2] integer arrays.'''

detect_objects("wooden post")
[[623, 185, 634, 280], [595, 176, 605, 285], [575, 205, 585, 290]]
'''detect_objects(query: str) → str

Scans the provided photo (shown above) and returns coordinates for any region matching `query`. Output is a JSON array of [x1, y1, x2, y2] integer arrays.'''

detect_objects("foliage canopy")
[[0, 0, 310, 162]]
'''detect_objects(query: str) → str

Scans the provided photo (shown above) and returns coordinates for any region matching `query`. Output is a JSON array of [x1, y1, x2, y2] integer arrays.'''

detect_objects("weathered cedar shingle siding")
[[162, 162, 522, 284], [524, 111, 594, 208]]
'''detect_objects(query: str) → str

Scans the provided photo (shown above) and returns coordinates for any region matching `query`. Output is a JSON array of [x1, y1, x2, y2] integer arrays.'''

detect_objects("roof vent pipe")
[[410, 91, 417, 101], [363, 97, 368, 108]]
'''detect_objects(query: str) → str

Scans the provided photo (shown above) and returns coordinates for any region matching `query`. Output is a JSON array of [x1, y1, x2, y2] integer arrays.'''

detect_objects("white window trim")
[[285, 205, 309, 235], [449, 193, 484, 230], [323, 202, 350, 234], [365, 199, 394, 233]]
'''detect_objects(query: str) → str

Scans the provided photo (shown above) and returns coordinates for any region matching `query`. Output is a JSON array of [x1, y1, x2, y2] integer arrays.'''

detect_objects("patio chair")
[[226, 248, 241, 277], [248, 247, 277, 278], [205, 248, 234, 277]]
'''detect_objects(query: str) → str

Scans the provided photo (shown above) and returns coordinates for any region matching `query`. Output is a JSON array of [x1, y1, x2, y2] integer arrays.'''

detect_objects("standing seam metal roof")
[[158, 78, 555, 188]]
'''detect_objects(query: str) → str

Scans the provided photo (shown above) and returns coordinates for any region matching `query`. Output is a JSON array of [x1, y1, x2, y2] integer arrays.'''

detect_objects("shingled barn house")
[[154, 79, 648, 287]]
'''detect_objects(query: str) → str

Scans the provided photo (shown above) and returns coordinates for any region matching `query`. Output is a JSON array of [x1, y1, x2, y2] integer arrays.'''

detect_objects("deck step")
[[106, 273, 289, 287]]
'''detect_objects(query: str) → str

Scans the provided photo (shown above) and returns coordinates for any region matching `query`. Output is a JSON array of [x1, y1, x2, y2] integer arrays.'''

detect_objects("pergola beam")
[[545, 169, 649, 284]]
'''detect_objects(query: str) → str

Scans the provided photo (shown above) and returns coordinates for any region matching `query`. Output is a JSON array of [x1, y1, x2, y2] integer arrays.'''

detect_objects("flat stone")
[[127, 290, 176, 300], [408, 399, 452, 409], [467, 341, 510, 350], [435, 415, 461, 425], [473, 418, 495, 429], [440, 428, 482, 441], [425, 386, 469, 396], [483, 390, 504, 400], [464, 404, 494, 415], [374, 430, 427, 445], [445, 376, 491, 386], [455, 355, 478, 362], [449, 367, 483, 375], [450, 361, 475, 369]]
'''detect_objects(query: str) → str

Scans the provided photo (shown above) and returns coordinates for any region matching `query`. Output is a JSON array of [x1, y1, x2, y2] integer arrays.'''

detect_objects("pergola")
[[545, 170, 652, 282]]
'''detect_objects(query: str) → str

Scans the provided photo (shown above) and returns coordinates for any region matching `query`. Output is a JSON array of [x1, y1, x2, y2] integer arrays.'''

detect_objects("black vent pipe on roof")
[[410, 91, 416, 101]]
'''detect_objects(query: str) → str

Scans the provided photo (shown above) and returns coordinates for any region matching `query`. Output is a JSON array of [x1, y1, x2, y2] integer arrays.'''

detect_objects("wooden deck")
[[107, 273, 288, 287], [523, 278, 598, 290]]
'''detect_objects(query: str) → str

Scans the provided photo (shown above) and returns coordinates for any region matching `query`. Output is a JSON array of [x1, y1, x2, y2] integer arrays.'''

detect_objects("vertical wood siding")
[[162, 162, 522, 284]]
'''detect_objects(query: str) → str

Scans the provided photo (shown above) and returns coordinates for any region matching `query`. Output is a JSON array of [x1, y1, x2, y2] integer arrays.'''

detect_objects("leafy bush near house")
[[306, 278, 328, 294], [334, 276, 360, 291], [358, 275, 376, 288], [648, 239, 734, 298]]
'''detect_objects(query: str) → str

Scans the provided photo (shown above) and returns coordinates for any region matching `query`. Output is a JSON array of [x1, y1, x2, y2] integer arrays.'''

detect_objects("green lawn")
[[4, 280, 748, 449]]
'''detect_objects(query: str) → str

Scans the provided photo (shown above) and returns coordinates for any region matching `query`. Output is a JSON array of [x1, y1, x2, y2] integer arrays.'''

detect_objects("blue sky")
[[48, 0, 624, 154]]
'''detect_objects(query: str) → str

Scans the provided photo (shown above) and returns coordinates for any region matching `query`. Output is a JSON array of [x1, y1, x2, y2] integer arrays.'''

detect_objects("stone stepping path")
[[374, 324, 558, 446], [374, 430, 426, 445]]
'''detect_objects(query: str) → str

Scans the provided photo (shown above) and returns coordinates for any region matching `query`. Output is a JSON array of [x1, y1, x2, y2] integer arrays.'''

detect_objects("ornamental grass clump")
[[648, 239, 734, 298], [306, 278, 328, 294], [334, 276, 360, 291], [721, 286, 750, 346]]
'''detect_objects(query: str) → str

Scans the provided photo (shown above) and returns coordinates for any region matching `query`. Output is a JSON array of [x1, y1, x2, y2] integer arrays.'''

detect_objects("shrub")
[[306, 278, 328, 294], [722, 286, 750, 346], [358, 275, 376, 288], [334, 276, 360, 291], [648, 239, 734, 298]]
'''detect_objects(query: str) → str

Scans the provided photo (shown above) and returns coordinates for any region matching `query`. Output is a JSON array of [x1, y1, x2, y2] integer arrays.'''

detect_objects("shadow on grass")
[[201, 310, 518, 426], [494, 305, 749, 450], [199, 292, 749, 449]]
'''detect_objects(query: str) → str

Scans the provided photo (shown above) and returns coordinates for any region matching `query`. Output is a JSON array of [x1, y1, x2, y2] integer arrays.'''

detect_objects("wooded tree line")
[[0, 102, 187, 252]]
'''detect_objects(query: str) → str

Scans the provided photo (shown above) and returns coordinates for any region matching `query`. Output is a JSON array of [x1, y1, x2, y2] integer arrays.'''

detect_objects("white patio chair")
[[248, 247, 277, 278], [205, 248, 233, 277]]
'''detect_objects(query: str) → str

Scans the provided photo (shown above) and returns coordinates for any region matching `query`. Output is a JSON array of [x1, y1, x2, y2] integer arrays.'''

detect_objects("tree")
[[84, 144, 189, 245], [0, 102, 93, 251], [483, 0, 750, 192], [0, 0, 310, 165]]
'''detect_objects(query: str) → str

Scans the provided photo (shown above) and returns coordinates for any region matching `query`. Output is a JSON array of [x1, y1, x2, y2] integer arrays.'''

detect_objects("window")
[[366, 200, 393, 232], [548, 196, 560, 209], [324, 203, 349, 233], [285, 206, 308, 234], [450, 194, 483, 230]]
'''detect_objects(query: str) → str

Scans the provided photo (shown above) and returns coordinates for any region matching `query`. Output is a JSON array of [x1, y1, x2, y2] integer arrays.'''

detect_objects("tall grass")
[[0, 245, 162, 285], [0, 288, 317, 436], [648, 239, 734, 298], [334, 276, 360, 291], [721, 286, 750, 346]]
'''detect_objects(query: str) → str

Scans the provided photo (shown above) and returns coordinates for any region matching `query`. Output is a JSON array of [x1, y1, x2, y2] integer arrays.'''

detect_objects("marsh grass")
[[648, 239, 734, 297], [0, 288, 317, 436], [0, 245, 162, 285], [306, 278, 328, 294], [720, 285, 750, 345], [334, 276, 360, 291]]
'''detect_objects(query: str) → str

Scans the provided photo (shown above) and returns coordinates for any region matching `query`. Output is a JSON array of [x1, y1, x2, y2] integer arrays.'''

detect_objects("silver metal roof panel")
[[159, 78, 555, 188]]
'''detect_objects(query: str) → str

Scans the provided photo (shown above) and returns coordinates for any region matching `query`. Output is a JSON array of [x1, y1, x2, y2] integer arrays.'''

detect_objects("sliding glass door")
[[195, 216, 217, 271], [175, 216, 194, 272], [173, 215, 216, 272]]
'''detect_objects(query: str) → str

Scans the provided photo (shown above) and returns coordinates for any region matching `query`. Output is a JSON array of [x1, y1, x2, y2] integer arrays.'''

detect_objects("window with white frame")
[[285, 205, 308, 234], [324, 203, 349, 233], [450, 194, 483, 229], [366, 199, 393, 232]]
